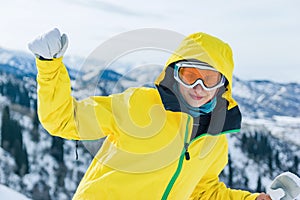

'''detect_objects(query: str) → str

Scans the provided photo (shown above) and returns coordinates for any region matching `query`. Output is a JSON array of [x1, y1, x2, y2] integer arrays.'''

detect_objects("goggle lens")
[[178, 67, 222, 88]]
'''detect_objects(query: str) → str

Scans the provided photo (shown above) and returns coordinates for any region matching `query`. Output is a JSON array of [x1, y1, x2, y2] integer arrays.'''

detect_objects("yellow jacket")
[[36, 32, 259, 199]]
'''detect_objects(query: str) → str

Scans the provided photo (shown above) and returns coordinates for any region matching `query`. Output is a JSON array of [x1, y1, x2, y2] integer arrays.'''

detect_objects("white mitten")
[[267, 172, 300, 200], [28, 28, 68, 59]]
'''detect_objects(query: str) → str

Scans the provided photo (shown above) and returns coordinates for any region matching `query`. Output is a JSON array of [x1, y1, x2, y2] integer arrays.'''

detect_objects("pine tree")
[[256, 175, 262, 193], [1, 106, 10, 150], [33, 99, 38, 111], [268, 153, 273, 177], [14, 140, 29, 176], [290, 156, 299, 176], [1, 105, 29, 176], [2, 81, 7, 96], [50, 137, 67, 188], [22, 147, 29, 175], [31, 110, 40, 142], [51, 136, 64, 163], [56, 163, 67, 187], [228, 153, 233, 187], [275, 150, 281, 170], [295, 156, 299, 175], [32, 181, 51, 200], [244, 176, 249, 189], [6, 81, 17, 103], [11, 120, 29, 176], [0, 83, 3, 95], [254, 131, 259, 142], [20, 86, 31, 108]]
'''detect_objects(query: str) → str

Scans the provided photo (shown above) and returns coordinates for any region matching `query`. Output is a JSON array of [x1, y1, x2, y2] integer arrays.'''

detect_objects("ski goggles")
[[174, 61, 225, 91]]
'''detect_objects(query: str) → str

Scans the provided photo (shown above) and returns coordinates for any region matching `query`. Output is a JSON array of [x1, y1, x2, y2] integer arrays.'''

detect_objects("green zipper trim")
[[161, 115, 191, 200], [190, 128, 241, 144]]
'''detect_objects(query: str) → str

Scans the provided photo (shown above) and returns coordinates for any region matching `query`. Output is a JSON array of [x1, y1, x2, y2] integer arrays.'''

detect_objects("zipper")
[[161, 115, 191, 200], [184, 142, 190, 160], [181, 126, 241, 163], [161, 115, 240, 199]]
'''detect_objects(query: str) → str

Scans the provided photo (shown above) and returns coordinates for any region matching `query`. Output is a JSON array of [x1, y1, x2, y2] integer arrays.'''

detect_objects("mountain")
[[2, 47, 299, 119], [0, 48, 36, 77], [0, 48, 80, 79], [0, 47, 299, 199], [0, 184, 30, 200], [233, 77, 300, 118]]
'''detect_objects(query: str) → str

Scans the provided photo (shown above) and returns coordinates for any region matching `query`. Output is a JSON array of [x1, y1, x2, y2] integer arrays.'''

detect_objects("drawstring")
[[75, 140, 79, 160]]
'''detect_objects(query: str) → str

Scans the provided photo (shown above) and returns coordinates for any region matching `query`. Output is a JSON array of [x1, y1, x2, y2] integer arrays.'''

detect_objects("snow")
[[227, 134, 260, 190], [0, 51, 13, 64], [232, 80, 253, 99], [22, 173, 40, 191], [227, 114, 300, 192], [243, 117, 300, 146], [273, 116, 300, 124], [82, 71, 98, 81], [0, 184, 31, 200], [63, 55, 84, 70]]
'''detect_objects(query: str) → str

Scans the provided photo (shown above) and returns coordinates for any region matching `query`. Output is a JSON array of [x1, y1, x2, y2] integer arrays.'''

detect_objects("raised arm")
[[29, 28, 114, 140]]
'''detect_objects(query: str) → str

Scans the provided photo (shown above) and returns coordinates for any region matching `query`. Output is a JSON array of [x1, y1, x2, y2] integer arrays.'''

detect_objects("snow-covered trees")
[[1, 106, 29, 176]]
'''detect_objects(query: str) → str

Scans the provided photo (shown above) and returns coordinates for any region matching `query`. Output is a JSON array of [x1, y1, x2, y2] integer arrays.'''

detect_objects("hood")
[[155, 32, 237, 110]]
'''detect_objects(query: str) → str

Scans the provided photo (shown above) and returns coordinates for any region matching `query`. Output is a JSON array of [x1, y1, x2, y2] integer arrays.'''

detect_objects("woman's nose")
[[193, 83, 204, 92]]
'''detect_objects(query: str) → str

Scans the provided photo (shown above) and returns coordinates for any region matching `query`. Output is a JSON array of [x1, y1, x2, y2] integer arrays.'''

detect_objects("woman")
[[29, 28, 271, 199]]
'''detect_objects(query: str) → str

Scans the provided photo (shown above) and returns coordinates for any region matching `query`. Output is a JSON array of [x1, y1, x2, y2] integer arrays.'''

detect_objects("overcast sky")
[[1, 0, 299, 83]]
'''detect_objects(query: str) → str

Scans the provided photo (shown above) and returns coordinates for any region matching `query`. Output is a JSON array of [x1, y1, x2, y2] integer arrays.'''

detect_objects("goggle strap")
[[175, 62, 218, 71], [179, 60, 211, 66]]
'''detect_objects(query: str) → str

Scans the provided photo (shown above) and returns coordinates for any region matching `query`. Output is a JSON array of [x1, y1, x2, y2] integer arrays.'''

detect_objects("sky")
[[1, 0, 300, 83]]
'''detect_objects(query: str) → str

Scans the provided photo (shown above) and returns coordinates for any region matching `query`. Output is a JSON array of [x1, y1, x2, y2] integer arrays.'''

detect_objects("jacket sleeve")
[[36, 58, 114, 140], [190, 136, 259, 200], [190, 175, 259, 200], [190, 135, 259, 200]]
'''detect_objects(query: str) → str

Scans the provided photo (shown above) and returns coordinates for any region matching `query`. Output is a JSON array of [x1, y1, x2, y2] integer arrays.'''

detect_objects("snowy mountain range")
[[0, 48, 79, 80], [0, 47, 299, 199]]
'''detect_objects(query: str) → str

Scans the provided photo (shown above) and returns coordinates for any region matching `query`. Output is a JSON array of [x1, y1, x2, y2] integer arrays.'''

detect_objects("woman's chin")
[[187, 100, 205, 108]]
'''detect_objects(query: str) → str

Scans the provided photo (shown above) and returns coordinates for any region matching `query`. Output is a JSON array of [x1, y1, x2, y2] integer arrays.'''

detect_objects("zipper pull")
[[184, 143, 190, 160]]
